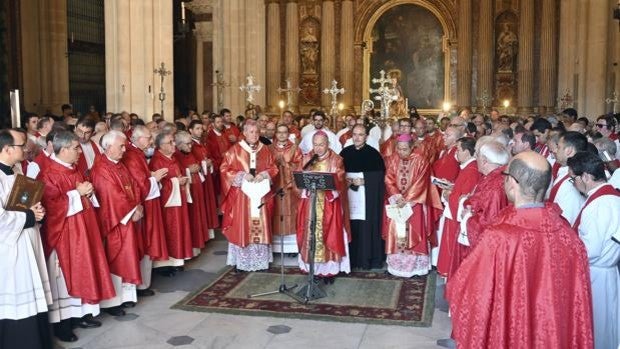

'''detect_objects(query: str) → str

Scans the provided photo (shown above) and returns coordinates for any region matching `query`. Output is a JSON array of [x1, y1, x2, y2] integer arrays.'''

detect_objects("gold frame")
[[362, 0, 452, 115]]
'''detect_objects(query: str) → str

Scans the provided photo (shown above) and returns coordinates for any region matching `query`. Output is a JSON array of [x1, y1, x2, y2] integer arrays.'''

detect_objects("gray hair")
[[593, 137, 617, 158], [154, 130, 173, 148], [174, 131, 192, 147], [53, 130, 79, 155], [131, 125, 150, 143], [100, 130, 126, 151], [509, 158, 551, 201], [479, 141, 510, 166]]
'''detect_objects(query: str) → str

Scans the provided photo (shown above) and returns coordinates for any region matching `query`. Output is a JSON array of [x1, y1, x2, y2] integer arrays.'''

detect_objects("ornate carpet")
[[173, 267, 436, 327]]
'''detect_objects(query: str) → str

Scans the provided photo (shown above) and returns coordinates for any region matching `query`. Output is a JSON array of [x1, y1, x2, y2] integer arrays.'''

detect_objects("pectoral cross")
[[277, 78, 302, 111], [605, 91, 618, 114], [322, 79, 345, 117], [239, 74, 261, 106], [153, 62, 172, 118], [369, 70, 398, 119], [211, 70, 230, 111]]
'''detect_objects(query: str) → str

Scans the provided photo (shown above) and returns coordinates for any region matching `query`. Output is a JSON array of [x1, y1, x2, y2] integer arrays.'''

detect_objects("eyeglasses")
[[501, 171, 519, 183], [595, 123, 608, 129], [449, 123, 464, 127], [8, 143, 27, 149], [313, 119, 324, 123], [568, 175, 580, 184]]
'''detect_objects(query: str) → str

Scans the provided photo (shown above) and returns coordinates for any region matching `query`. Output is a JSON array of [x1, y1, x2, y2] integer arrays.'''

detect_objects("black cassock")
[[340, 143, 386, 269]]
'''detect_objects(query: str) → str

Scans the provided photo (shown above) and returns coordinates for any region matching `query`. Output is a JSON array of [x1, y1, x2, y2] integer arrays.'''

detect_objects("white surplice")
[[549, 166, 585, 226]]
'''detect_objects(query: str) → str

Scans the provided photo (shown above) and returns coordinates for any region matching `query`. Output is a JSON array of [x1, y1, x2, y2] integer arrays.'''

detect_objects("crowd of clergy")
[[1, 103, 619, 349]]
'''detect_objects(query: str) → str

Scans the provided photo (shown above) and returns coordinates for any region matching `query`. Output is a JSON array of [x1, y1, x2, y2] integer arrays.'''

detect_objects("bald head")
[[507, 151, 551, 202]]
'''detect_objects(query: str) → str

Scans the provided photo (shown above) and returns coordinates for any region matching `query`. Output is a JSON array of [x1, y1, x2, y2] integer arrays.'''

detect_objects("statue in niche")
[[388, 69, 408, 117], [497, 23, 518, 72], [300, 24, 319, 75]]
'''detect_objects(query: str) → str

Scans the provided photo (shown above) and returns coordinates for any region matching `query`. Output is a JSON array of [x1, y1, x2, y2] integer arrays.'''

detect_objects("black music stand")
[[291, 171, 336, 303]]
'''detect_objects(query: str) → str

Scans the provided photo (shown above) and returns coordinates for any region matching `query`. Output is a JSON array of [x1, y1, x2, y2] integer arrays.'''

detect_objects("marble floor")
[[55, 237, 451, 349]]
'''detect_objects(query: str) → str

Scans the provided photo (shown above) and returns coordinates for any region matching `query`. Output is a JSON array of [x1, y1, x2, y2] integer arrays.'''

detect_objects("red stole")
[[572, 184, 620, 230], [548, 173, 570, 203], [269, 140, 303, 235], [339, 129, 353, 146], [76, 140, 101, 179], [175, 150, 210, 249], [190, 140, 219, 229], [39, 159, 115, 303], [551, 161, 561, 181]]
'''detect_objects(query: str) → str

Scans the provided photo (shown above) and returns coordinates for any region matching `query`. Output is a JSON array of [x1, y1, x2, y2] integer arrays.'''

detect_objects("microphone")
[[302, 154, 319, 171]]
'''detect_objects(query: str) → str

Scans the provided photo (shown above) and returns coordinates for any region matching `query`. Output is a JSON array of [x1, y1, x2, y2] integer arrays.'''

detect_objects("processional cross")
[[369, 70, 398, 121], [605, 91, 618, 114], [211, 70, 230, 111], [153, 62, 172, 118], [277, 78, 302, 111], [557, 89, 574, 111], [322, 79, 345, 118], [477, 90, 491, 112], [239, 74, 261, 106]]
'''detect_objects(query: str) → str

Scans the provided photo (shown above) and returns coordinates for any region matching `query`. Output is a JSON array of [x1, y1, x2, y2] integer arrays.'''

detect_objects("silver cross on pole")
[[323, 79, 345, 118], [557, 89, 574, 112], [605, 91, 618, 114], [211, 70, 230, 111], [153, 62, 172, 118], [477, 89, 491, 113], [277, 78, 302, 111], [369, 70, 398, 120], [239, 74, 261, 106]]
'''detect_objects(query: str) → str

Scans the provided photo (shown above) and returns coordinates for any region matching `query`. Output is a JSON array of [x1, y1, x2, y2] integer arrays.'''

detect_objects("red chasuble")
[[338, 129, 353, 146], [437, 160, 481, 277], [190, 139, 219, 229], [33, 151, 51, 176], [175, 150, 210, 249], [420, 131, 444, 163], [380, 135, 398, 159], [122, 144, 169, 261], [76, 140, 101, 179], [269, 140, 303, 235], [288, 125, 301, 141], [220, 141, 278, 247], [296, 150, 350, 263], [431, 146, 460, 183], [206, 128, 232, 200], [149, 150, 194, 259], [39, 159, 115, 304], [91, 156, 142, 285], [446, 203, 594, 349], [383, 152, 443, 255]]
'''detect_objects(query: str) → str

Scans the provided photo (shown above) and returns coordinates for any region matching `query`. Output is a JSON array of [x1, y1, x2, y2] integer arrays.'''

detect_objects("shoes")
[[72, 315, 101, 329], [121, 301, 136, 308], [174, 266, 185, 272], [104, 306, 126, 317], [53, 320, 78, 342], [54, 331, 78, 342], [137, 288, 155, 297], [322, 276, 335, 285], [155, 267, 176, 277], [436, 338, 456, 348]]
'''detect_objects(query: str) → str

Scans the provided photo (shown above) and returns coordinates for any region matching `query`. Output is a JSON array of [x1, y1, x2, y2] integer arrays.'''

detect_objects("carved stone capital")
[[194, 21, 213, 42], [185, 0, 214, 15]]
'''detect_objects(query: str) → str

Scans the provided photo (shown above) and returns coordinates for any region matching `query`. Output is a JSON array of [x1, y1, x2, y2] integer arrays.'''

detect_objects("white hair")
[[479, 141, 510, 166], [100, 130, 126, 151], [130, 125, 150, 143]]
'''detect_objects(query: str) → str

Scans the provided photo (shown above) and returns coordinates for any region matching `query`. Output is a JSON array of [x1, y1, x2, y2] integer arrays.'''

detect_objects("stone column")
[[320, 0, 335, 108], [105, 0, 173, 120], [340, 0, 354, 109], [285, 0, 300, 111], [245, 0, 266, 108], [557, 0, 577, 107], [583, 2, 609, 117], [266, 0, 281, 111], [538, 0, 557, 114], [456, 0, 472, 109], [477, 0, 493, 111], [194, 21, 213, 114], [517, 0, 534, 114]]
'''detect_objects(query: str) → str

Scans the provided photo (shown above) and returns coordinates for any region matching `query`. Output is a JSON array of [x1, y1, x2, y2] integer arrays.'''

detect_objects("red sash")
[[572, 184, 620, 230], [548, 174, 569, 203], [551, 162, 561, 181]]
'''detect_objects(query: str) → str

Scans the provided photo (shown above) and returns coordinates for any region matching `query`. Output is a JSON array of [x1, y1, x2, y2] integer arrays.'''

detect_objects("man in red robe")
[[336, 114, 357, 146], [269, 124, 303, 253], [445, 151, 594, 348], [74, 117, 101, 179], [175, 130, 210, 255], [281, 110, 301, 142], [437, 137, 481, 277], [296, 131, 350, 284], [422, 117, 444, 163], [221, 108, 241, 145], [383, 134, 442, 277], [149, 131, 194, 272], [124, 125, 169, 292], [220, 120, 278, 271], [91, 131, 143, 316], [188, 120, 219, 236], [39, 131, 115, 341], [206, 115, 232, 201], [380, 118, 411, 159]]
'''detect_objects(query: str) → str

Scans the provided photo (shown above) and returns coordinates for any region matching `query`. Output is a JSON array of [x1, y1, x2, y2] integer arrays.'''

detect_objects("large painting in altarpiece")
[[370, 4, 445, 110]]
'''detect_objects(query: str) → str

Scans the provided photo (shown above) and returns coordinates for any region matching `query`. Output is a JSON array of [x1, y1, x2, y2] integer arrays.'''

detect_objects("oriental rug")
[[172, 267, 436, 327]]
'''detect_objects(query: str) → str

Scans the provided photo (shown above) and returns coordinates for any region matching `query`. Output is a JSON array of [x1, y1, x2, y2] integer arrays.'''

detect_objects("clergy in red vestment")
[[436, 137, 481, 277], [149, 131, 194, 269], [380, 118, 411, 159], [269, 124, 303, 253], [336, 114, 357, 146], [445, 151, 594, 349], [221, 108, 241, 145], [453, 141, 510, 275], [91, 131, 143, 316], [74, 117, 101, 179], [206, 115, 232, 201], [39, 131, 115, 341], [422, 117, 444, 163], [188, 120, 219, 236], [383, 134, 442, 277], [296, 131, 350, 283], [124, 125, 169, 294], [281, 110, 301, 143], [175, 130, 210, 254], [220, 120, 279, 271]]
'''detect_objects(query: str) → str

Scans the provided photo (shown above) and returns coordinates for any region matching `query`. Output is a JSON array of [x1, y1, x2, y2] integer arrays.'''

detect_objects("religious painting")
[[370, 4, 445, 110], [299, 18, 321, 106], [494, 11, 518, 106]]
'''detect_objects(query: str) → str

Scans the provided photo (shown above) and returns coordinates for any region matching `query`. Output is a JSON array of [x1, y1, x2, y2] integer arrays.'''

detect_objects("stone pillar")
[[456, 0, 472, 109], [340, 0, 354, 109], [517, 0, 534, 114], [194, 21, 213, 114], [320, 0, 335, 108], [266, 0, 281, 111], [285, 0, 300, 111], [245, 1, 266, 109], [557, 0, 577, 108], [538, 0, 557, 114], [477, 0, 493, 111], [583, 3, 610, 117], [105, 0, 173, 120]]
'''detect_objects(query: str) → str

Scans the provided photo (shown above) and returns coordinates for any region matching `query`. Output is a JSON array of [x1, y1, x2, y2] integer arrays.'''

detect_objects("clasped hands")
[[244, 173, 266, 183], [30, 202, 45, 221]]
